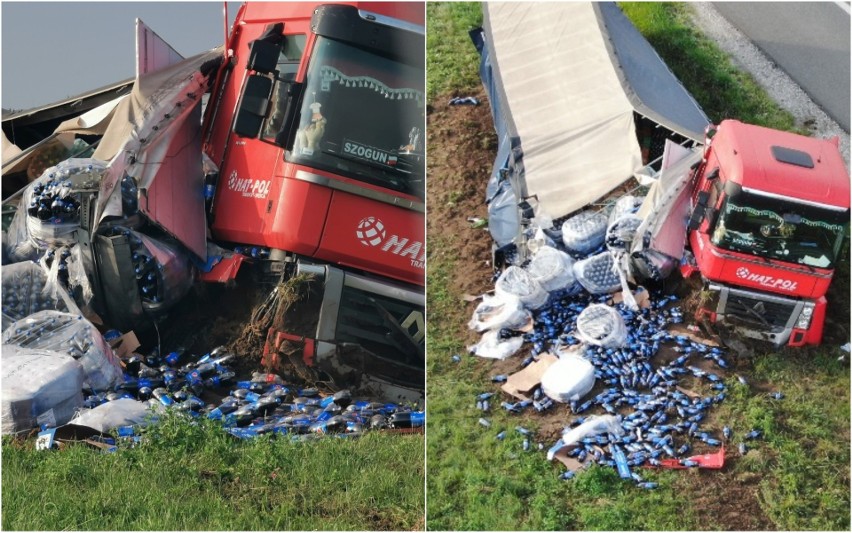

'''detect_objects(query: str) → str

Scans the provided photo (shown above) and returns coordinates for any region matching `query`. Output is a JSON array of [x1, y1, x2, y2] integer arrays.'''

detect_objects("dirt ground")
[[426, 88, 777, 529]]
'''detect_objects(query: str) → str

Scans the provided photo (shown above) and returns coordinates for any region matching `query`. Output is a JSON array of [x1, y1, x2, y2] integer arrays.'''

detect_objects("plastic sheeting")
[[561, 210, 609, 257], [136, 232, 196, 313], [468, 329, 525, 360], [495, 266, 548, 310], [68, 398, 153, 433], [525, 246, 578, 293], [93, 47, 223, 259], [2, 346, 85, 435], [575, 304, 628, 348], [3, 311, 123, 391], [13, 159, 106, 251], [573, 251, 622, 295], [468, 293, 532, 333], [1, 261, 79, 332], [632, 141, 703, 264]]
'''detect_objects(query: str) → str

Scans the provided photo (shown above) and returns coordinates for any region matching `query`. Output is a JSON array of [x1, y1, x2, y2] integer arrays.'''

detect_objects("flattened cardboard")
[[613, 288, 651, 309], [501, 353, 558, 401], [552, 443, 590, 470], [110, 331, 141, 360]]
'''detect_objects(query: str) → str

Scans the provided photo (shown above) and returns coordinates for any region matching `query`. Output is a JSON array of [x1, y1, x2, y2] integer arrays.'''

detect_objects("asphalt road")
[[713, 2, 850, 131]]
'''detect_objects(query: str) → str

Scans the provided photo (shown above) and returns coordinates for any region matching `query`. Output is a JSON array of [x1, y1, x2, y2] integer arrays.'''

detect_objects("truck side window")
[[706, 168, 721, 207], [262, 34, 307, 141]]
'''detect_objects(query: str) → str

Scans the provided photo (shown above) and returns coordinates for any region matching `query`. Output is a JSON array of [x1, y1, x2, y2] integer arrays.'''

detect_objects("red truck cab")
[[688, 120, 849, 346], [202, 2, 425, 286], [200, 2, 425, 400]]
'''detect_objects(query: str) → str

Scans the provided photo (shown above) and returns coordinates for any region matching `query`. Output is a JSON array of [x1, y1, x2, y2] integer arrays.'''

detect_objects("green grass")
[[619, 3, 796, 131], [3, 414, 425, 531], [426, 2, 849, 530], [426, 2, 484, 101], [715, 350, 850, 531]]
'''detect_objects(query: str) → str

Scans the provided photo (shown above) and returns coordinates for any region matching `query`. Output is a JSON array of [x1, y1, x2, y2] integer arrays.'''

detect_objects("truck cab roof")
[[239, 2, 425, 27], [713, 119, 850, 210]]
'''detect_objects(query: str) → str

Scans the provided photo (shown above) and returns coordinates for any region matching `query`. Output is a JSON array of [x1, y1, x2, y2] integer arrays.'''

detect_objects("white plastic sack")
[[495, 266, 548, 310], [5, 203, 42, 263], [541, 353, 596, 403], [2, 311, 123, 391], [561, 414, 624, 447], [575, 304, 627, 349], [605, 215, 643, 253], [467, 329, 524, 360], [68, 398, 153, 433], [1, 346, 85, 435], [468, 293, 532, 333], [561, 210, 608, 257], [608, 195, 644, 225], [525, 246, 578, 293]]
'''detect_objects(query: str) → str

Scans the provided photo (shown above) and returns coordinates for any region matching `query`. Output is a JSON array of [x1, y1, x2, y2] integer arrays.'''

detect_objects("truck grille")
[[721, 293, 796, 331]]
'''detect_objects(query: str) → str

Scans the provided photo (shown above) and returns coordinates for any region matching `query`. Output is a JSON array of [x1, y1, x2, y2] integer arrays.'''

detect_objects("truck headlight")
[[795, 304, 814, 330]]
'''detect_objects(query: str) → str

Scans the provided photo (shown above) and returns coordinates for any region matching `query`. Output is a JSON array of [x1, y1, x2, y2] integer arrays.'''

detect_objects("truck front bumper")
[[703, 283, 822, 347]]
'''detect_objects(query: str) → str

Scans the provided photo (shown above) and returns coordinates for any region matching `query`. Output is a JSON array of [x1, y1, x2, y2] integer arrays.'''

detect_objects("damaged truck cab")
[[686, 120, 849, 346], [200, 2, 425, 400]]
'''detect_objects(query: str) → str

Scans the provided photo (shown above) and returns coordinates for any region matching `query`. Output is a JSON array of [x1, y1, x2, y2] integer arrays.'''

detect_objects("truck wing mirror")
[[247, 39, 280, 74], [247, 22, 285, 74], [233, 74, 273, 138]]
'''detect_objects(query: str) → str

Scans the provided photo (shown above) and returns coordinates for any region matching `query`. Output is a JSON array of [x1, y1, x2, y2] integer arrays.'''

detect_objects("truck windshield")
[[289, 36, 425, 199], [710, 190, 848, 269]]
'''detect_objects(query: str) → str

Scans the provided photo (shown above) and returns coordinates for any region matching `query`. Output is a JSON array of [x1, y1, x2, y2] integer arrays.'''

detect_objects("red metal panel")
[[262, 329, 317, 370], [314, 189, 425, 286], [242, 2, 424, 26], [653, 447, 725, 469], [198, 254, 248, 283], [212, 155, 333, 254], [141, 105, 208, 259], [712, 120, 850, 209], [690, 231, 830, 299]]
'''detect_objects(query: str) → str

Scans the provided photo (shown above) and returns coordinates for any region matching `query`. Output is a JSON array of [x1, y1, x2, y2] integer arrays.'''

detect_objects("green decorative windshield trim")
[[319, 66, 424, 105], [727, 203, 845, 232]]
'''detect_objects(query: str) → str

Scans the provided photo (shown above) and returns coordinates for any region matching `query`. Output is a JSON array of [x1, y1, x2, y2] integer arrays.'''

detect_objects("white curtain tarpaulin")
[[481, 2, 710, 228], [485, 2, 641, 219]]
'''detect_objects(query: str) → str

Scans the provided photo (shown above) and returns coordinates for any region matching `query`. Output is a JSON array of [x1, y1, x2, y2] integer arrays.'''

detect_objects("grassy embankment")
[[3, 413, 425, 530]]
